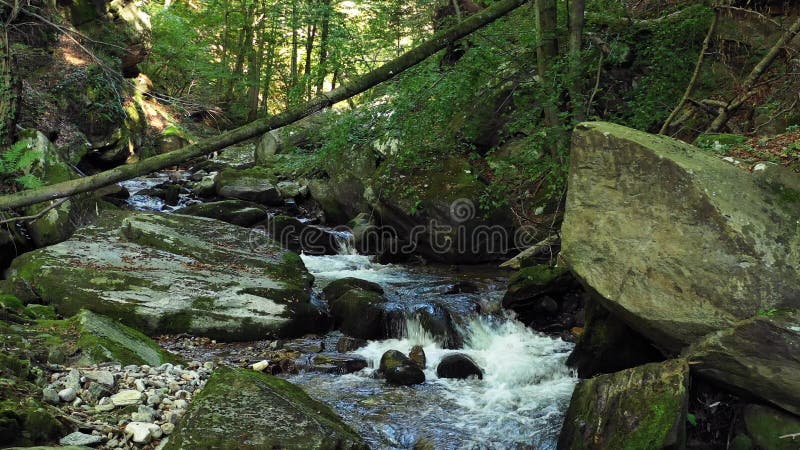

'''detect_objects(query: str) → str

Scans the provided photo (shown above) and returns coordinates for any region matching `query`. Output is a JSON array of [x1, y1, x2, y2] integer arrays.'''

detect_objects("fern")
[[0, 140, 29, 173], [0, 139, 44, 190]]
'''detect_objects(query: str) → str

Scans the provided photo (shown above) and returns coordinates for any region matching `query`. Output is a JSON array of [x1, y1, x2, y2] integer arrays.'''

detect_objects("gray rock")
[[132, 405, 157, 422], [42, 387, 60, 404], [111, 389, 144, 406], [58, 387, 78, 402], [125, 421, 162, 444], [60, 430, 104, 446], [215, 168, 282, 205], [84, 370, 115, 387]]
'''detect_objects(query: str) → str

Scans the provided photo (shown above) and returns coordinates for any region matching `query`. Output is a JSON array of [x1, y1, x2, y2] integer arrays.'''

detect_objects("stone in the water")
[[412, 303, 462, 349], [436, 354, 482, 380], [323, 277, 384, 302], [111, 389, 144, 406], [409, 345, 426, 368], [379, 350, 425, 386], [215, 168, 283, 205], [252, 360, 269, 372], [330, 288, 387, 340], [557, 359, 689, 450], [177, 200, 268, 227], [336, 336, 367, 353], [163, 367, 367, 449], [125, 421, 162, 444], [60, 430, 103, 447]]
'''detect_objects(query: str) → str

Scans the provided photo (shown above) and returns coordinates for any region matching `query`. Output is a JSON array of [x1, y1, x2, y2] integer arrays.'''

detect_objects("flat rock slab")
[[686, 313, 800, 416], [562, 122, 800, 351], [5, 210, 325, 340], [164, 367, 367, 450], [558, 359, 690, 450]]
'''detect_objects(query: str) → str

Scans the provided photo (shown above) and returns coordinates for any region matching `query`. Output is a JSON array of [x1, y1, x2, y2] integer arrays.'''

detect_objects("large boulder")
[[4, 211, 325, 340], [164, 367, 367, 450], [561, 122, 800, 352], [330, 288, 388, 340], [558, 359, 690, 450], [436, 354, 482, 380], [685, 313, 800, 416]]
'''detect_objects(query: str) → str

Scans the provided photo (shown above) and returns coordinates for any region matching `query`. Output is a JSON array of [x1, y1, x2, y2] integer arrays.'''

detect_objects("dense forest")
[[0, 0, 799, 449]]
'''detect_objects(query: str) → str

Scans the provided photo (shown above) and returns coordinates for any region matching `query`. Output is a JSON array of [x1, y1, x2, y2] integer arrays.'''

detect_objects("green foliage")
[[686, 412, 698, 427], [0, 140, 43, 190]]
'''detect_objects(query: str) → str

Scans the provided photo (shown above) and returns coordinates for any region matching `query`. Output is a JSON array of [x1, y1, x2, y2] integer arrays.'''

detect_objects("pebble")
[[161, 422, 175, 435], [60, 431, 103, 447], [135, 379, 146, 391], [58, 387, 78, 402], [173, 399, 188, 410], [132, 405, 156, 422], [147, 393, 162, 406], [111, 389, 144, 406]]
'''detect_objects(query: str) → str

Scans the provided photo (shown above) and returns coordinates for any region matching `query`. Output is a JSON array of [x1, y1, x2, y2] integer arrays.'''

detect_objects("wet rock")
[[562, 122, 800, 351], [163, 366, 366, 449], [4, 211, 324, 341], [277, 181, 304, 199], [412, 303, 462, 349], [685, 313, 800, 416], [60, 430, 103, 447], [323, 277, 384, 302], [442, 281, 479, 295], [436, 354, 482, 380], [266, 215, 342, 255], [191, 173, 217, 198], [177, 200, 268, 227], [409, 345, 426, 368], [379, 350, 425, 386], [309, 354, 368, 374], [215, 168, 283, 205], [330, 288, 388, 340], [336, 336, 367, 353], [558, 359, 690, 450], [139, 182, 183, 206]]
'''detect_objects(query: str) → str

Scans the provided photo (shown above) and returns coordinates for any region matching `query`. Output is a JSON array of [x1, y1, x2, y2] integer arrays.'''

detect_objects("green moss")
[[509, 265, 568, 288], [0, 397, 65, 446], [695, 133, 747, 151], [743, 404, 800, 450], [0, 295, 24, 311]]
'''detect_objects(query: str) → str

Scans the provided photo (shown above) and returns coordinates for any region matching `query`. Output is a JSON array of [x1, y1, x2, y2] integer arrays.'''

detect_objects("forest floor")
[[726, 128, 800, 171]]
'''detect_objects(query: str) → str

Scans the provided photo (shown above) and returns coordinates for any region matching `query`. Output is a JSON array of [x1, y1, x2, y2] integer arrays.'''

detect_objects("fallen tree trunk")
[[0, 0, 528, 211]]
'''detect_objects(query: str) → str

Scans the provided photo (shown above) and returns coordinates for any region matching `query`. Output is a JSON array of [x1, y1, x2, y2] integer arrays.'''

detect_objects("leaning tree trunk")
[[0, 0, 529, 210]]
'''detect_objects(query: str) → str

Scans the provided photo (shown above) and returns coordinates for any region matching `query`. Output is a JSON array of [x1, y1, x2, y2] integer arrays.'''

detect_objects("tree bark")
[[315, 0, 331, 94], [706, 15, 800, 133], [567, 0, 585, 122], [290, 0, 299, 95], [660, 10, 717, 135], [0, 0, 529, 210], [535, 0, 559, 130]]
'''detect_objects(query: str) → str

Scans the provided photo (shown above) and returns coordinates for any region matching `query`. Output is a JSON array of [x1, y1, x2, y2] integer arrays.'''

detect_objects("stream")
[[125, 171, 578, 449]]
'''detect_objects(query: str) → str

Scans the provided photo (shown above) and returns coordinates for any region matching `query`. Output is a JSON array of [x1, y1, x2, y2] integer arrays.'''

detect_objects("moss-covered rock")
[[164, 367, 367, 450], [4, 210, 325, 341], [330, 288, 387, 340], [685, 313, 800, 416], [558, 359, 690, 450], [214, 167, 283, 205], [177, 200, 268, 227], [742, 404, 800, 450], [378, 350, 425, 386], [322, 277, 384, 302], [0, 397, 65, 447], [562, 122, 800, 352]]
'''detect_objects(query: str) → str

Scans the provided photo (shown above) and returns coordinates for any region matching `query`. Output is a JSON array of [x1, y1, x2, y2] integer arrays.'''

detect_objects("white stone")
[[111, 389, 144, 406], [60, 431, 103, 446], [161, 422, 175, 435], [84, 370, 115, 387], [125, 421, 162, 444], [173, 399, 188, 409], [58, 387, 77, 402], [135, 379, 146, 391], [251, 360, 269, 372]]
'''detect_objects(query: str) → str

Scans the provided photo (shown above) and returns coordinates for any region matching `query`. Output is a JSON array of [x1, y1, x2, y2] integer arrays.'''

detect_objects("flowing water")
[[295, 252, 577, 449]]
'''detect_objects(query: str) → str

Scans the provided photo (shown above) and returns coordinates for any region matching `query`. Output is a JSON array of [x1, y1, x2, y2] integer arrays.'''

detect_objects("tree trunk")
[[315, 0, 331, 94], [567, 0, 585, 122], [225, 0, 255, 105], [660, 10, 717, 135], [303, 22, 317, 99], [290, 0, 299, 95], [706, 15, 800, 133], [0, 26, 15, 147], [216, 3, 231, 96], [0, 0, 529, 210], [535, 0, 560, 156], [246, 4, 267, 121]]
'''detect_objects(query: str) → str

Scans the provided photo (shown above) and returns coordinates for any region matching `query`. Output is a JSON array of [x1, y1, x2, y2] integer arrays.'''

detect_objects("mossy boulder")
[[368, 157, 514, 264], [741, 404, 800, 450], [0, 398, 65, 447], [265, 215, 342, 255], [322, 277, 384, 302], [562, 122, 800, 352], [214, 167, 282, 205], [164, 367, 367, 450], [330, 288, 388, 340], [4, 210, 325, 341], [558, 359, 690, 450], [16, 130, 101, 247], [436, 354, 482, 380], [177, 200, 268, 227], [685, 313, 800, 416]]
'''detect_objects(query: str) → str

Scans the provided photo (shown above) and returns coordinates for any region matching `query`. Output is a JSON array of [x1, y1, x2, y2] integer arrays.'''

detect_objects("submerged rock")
[[436, 354, 482, 380], [379, 350, 425, 386], [164, 367, 367, 449], [558, 359, 690, 450], [4, 211, 325, 340], [562, 122, 800, 351], [685, 313, 800, 416]]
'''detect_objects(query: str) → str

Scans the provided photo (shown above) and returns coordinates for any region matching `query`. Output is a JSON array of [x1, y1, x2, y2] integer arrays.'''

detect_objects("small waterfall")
[[332, 230, 358, 255]]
